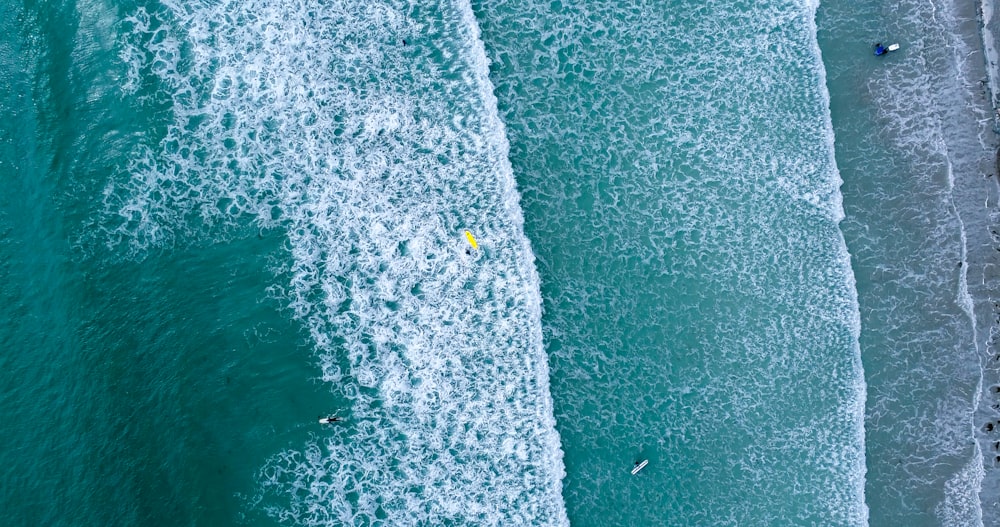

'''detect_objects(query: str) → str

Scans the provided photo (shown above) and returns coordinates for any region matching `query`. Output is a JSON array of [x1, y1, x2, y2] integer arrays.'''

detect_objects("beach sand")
[[966, 1, 1000, 522]]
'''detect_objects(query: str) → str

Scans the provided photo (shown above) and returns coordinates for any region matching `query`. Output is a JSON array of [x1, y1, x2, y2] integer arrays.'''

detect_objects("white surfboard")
[[631, 459, 649, 475]]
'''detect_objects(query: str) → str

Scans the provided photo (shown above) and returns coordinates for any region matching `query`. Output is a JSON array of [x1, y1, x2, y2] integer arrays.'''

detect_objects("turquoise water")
[[2, 4, 318, 524], [2, 0, 999, 525], [474, 0, 866, 524]]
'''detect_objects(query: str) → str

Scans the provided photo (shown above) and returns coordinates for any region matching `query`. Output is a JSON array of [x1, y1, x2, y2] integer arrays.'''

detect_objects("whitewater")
[[104, 0, 870, 523], [8, 0, 1000, 523], [107, 0, 568, 524]]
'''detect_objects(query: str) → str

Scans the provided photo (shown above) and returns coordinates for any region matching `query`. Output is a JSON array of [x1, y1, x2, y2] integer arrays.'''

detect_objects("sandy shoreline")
[[968, 0, 1000, 522]]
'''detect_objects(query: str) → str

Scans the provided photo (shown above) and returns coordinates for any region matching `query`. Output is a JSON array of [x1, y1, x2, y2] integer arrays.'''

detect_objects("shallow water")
[[819, 0, 998, 524]]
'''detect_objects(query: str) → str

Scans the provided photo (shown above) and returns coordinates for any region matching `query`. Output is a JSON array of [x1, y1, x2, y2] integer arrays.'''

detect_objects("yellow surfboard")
[[464, 230, 479, 250]]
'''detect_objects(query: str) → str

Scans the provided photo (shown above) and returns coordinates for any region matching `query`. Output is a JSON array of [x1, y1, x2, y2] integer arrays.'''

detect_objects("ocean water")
[[4, 0, 566, 524], [2, 0, 999, 526], [819, 0, 1000, 524], [473, 0, 867, 525]]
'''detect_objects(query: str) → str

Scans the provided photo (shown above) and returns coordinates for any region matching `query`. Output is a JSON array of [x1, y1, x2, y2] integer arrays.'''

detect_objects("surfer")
[[319, 415, 343, 424], [874, 42, 900, 56], [464, 230, 479, 253]]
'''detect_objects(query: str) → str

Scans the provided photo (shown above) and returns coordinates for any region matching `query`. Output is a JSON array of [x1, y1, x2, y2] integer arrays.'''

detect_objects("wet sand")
[[968, 1, 1000, 522]]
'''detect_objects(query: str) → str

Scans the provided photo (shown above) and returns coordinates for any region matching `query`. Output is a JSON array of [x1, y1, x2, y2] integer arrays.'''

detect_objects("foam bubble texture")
[[820, 0, 993, 522], [474, 0, 867, 523], [108, 0, 567, 524]]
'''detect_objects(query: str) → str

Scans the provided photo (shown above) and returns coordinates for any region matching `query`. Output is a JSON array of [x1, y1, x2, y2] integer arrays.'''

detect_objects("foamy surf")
[[473, 0, 868, 523], [818, 0, 1000, 523], [107, 0, 567, 524], [863, 2, 991, 524]]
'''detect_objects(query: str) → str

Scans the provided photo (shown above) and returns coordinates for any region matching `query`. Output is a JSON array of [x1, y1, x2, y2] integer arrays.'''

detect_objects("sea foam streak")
[[109, 0, 567, 524]]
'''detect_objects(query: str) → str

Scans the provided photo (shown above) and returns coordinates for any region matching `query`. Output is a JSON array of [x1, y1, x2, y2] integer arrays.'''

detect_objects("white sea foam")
[[849, 0, 994, 522], [109, 0, 567, 524], [937, 449, 986, 526], [470, 0, 868, 523]]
